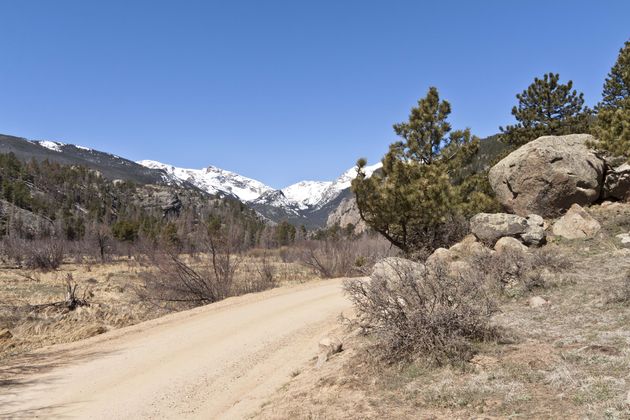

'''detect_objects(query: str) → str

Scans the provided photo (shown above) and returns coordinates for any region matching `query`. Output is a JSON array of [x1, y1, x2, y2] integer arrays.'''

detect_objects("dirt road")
[[0, 278, 351, 419]]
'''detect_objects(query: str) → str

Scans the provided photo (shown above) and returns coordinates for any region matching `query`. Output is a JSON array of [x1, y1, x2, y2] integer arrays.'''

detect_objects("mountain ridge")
[[0, 133, 380, 228], [137, 159, 382, 227]]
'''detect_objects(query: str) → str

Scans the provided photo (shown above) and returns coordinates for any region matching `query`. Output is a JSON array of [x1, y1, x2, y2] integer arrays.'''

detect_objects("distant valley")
[[0, 133, 382, 229]]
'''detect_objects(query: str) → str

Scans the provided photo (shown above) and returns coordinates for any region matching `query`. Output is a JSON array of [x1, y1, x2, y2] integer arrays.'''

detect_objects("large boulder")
[[552, 204, 601, 240], [470, 213, 528, 244], [470, 213, 545, 246], [489, 134, 605, 217], [520, 214, 546, 246], [449, 235, 488, 257], [494, 236, 528, 254], [603, 163, 630, 202], [371, 257, 426, 280], [616, 233, 630, 248], [425, 247, 454, 267]]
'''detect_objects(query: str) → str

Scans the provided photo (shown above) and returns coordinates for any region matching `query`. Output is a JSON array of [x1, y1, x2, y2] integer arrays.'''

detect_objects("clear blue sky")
[[0, 1, 628, 188]]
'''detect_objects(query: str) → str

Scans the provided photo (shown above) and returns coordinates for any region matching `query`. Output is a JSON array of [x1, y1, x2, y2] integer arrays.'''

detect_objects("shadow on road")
[[0, 346, 117, 418]]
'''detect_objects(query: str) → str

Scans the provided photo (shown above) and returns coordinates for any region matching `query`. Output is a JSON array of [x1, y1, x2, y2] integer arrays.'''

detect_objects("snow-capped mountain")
[[137, 159, 382, 227], [138, 160, 272, 201], [35, 140, 94, 153], [314, 163, 382, 209], [0, 135, 182, 186], [137, 160, 381, 209], [1, 133, 381, 228], [281, 181, 332, 210]]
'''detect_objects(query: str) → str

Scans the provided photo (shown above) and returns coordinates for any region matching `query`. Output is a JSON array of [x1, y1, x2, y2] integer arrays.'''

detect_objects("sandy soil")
[[0, 278, 352, 419]]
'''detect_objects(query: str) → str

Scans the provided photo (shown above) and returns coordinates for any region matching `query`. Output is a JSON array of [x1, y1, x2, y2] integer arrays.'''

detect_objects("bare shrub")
[[239, 253, 278, 294], [63, 274, 91, 310], [299, 240, 355, 278], [468, 245, 568, 295], [299, 236, 393, 278], [26, 239, 65, 270], [0, 236, 24, 266], [344, 260, 498, 365], [2, 238, 65, 270], [139, 217, 248, 308], [141, 248, 239, 308]]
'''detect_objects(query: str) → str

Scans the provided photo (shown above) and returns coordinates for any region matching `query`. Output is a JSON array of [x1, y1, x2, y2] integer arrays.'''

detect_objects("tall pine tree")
[[500, 73, 592, 146], [593, 40, 630, 159], [352, 87, 496, 256]]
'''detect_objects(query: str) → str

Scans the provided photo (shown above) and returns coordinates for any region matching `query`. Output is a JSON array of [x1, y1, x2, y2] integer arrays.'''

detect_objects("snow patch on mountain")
[[314, 162, 382, 208], [35, 140, 64, 152], [281, 181, 333, 210], [250, 190, 302, 216]]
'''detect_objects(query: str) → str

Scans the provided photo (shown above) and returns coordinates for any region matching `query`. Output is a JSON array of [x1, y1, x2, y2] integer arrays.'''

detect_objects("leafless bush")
[[299, 240, 355, 278], [239, 253, 278, 294], [298, 236, 392, 278], [344, 260, 498, 365], [141, 248, 239, 308], [63, 274, 91, 310], [468, 245, 568, 295], [26, 239, 65, 270], [1, 237, 65, 270], [139, 218, 251, 308]]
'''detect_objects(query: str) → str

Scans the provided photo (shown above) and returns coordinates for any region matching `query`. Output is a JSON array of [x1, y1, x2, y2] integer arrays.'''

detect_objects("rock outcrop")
[[0, 199, 53, 238], [470, 213, 545, 246], [616, 233, 630, 247], [448, 235, 487, 257], [494, 236, 528, 254], [371, 257, 426, 280], [603, 163, 630, 202], [326, 197, 368, 234], [317, 336, 343, 367], [489, 134, 605, 217], [552, 204, 601, 240], [162, 193, 183, 218]]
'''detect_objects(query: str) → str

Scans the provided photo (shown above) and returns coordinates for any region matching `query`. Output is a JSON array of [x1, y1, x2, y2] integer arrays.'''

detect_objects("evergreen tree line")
[[0, 153, 314, 259]]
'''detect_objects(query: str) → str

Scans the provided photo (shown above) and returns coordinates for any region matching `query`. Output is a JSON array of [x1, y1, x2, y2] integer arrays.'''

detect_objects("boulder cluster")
[[370, 133, 630, 286], [475, 134, 630, 247]]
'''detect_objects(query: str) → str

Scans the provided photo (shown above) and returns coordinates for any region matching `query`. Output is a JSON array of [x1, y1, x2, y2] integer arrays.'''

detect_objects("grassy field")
[[0, 253, 317, 361]]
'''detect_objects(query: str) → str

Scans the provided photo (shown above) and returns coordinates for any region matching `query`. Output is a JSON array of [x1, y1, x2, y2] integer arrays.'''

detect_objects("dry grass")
[[255, 204, 630, 419], [0, 254, 318, 362]]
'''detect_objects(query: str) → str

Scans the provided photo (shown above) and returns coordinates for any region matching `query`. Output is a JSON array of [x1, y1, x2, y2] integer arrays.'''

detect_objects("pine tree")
[[601, 40, 630, 109], [352, 87, 496, 255], [500, 73, 592, 146], [593, 40, 630, 159]]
